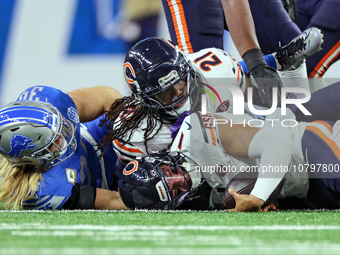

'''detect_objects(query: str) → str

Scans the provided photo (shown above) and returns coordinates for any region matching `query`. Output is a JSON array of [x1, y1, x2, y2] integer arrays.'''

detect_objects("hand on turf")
[[227, 189, 264, 212], [261, 202, 277, 212]]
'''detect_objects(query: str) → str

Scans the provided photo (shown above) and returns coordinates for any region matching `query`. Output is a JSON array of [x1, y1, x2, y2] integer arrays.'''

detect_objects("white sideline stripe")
[[10, 230, 170, 236], [1, 246, 340, 255], [1, 209, 339, 212], [0, 209, 135, 213], [1, 223, 340, 231]]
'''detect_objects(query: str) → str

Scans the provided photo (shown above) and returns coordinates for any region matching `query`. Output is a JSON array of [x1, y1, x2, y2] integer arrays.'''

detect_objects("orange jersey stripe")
[[306, 125, 340, 160], [309, 40, 340, 78], [312, 121, 333, 134], [166, 0, 193, 53], [113, 139, 143, 153], [209, 128, 217, 146]]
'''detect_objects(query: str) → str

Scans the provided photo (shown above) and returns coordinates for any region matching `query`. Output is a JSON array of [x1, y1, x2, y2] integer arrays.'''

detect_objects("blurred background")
[[0, 0, 339, 107]]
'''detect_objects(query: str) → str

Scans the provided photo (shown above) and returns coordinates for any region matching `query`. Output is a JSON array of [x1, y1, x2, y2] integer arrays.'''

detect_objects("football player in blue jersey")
[[0, 85, 129, 210]]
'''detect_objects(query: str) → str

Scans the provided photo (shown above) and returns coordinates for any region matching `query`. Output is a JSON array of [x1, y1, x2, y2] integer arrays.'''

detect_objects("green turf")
[[0, 210, 340, 255]]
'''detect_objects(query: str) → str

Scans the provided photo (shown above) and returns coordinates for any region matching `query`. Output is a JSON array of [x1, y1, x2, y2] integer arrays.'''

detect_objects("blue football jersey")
[[15, 86, 117, 210]]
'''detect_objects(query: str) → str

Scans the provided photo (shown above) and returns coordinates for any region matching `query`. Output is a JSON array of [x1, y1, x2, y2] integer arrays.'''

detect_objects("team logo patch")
[[156, 181, 169, 202], [68, 107, 79, 123], [8, 134, 37, 157], [214, 165, 227, 178], [123, 160, 138, 175], [216, 100, 230, 113]]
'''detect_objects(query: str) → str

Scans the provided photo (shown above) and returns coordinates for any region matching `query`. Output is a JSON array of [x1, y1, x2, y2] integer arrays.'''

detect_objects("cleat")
[[274, 27, 324, 71]]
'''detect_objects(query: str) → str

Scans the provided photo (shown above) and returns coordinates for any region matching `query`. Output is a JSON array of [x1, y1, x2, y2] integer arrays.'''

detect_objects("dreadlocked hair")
[[98, 93, 168, 156], [0, 156, 44, 210]]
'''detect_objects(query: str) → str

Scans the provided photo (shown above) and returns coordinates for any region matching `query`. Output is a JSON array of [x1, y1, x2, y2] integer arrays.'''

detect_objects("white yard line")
[[1, 223, 340, 231], [1, 246, 340, 255]]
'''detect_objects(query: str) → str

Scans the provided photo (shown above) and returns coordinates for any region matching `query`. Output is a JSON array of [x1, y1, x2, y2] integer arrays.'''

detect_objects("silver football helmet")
[[0, 100, 77, 167]]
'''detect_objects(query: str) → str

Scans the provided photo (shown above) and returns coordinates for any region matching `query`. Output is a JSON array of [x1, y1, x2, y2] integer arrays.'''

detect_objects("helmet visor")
[[159, 163, 192, 207]]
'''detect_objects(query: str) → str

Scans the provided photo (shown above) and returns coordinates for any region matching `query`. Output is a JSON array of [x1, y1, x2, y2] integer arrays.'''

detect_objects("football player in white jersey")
[[118, 111, 340, 212], [98, 30, 323, 168]]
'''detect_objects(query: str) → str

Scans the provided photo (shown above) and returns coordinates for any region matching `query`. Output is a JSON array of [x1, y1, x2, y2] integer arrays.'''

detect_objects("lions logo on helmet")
[[8, 134, 37, 158], [0, 101, 77, 167]]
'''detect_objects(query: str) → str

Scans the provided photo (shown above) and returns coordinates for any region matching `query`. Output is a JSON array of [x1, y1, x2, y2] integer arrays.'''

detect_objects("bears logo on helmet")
[[118, 151, 203, 210], [124, 62, 140, 93], [123, 37, 199, 120]]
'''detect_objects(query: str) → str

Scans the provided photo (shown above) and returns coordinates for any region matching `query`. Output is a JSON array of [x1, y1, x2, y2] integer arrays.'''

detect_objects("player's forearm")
[[221, 0, 260, 56], [248, 129, 292, 202], [94, 188, 130, 210], [69, 86, 122, 122]]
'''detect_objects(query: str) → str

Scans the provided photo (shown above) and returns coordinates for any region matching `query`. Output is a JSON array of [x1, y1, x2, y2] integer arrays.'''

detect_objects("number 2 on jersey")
[[193, 51, 222, 72]]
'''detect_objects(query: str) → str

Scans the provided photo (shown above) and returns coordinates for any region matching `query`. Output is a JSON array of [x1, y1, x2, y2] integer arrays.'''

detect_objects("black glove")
[[242, 48, 283, 108]]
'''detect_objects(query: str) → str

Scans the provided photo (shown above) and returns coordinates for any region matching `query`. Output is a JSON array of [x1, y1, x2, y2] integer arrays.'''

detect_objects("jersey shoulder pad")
[[188, 48, 245, 92]]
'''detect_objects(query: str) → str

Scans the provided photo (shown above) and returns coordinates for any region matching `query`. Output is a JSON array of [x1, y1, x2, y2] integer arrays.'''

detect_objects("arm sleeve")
[[248, 129, 293, 201], [61, 184, 96, 210]]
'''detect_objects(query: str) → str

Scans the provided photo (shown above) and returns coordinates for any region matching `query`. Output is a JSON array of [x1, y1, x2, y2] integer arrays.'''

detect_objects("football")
[[222, 172, 256, 209], [222, 172, 285, 209]]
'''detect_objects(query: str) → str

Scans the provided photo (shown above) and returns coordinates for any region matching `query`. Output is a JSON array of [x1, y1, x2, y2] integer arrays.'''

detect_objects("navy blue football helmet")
[[123, 37, 199, 121], [0, 100, 77, 167], [118, 151, 203, 210]]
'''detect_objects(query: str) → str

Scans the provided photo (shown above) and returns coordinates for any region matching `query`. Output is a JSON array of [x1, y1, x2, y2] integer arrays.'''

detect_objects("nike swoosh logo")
[[185, 121, 192, 130]]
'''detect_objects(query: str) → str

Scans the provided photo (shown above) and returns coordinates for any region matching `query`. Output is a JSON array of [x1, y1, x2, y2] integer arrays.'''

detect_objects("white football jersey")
[[113, 48, 245, 162], [188, 48, 246, 114], [170, 112, 310, 207], [113, 119, 173, 162]]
